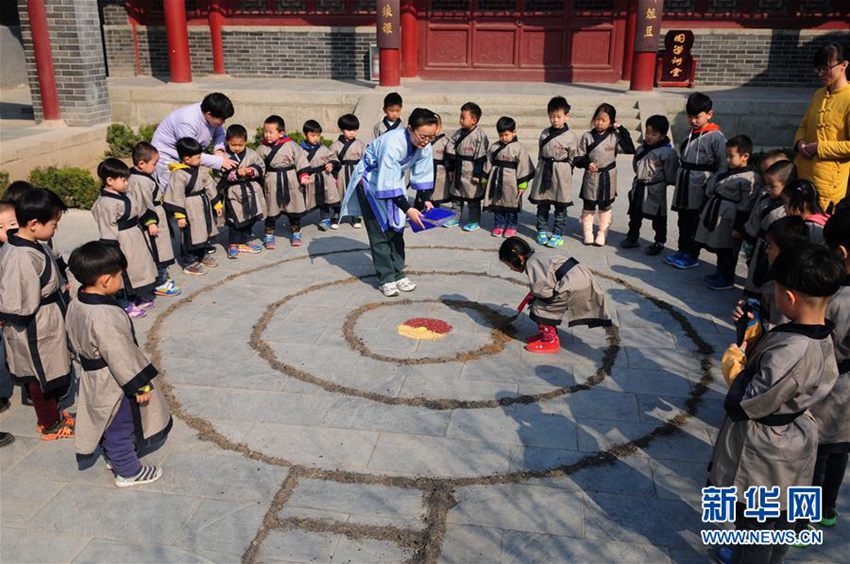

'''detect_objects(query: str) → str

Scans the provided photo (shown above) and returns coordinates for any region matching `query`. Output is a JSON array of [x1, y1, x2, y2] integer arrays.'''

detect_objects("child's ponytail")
[[783, 179, 824, 216], [499, 236, 532, 270]]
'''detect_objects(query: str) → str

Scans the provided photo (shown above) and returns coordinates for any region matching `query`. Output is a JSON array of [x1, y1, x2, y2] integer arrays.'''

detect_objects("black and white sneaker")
[[114, 465, 162, 488]]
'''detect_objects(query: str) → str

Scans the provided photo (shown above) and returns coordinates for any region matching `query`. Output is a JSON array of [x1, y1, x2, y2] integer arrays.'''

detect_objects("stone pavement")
[[2, 156, 849, 563]]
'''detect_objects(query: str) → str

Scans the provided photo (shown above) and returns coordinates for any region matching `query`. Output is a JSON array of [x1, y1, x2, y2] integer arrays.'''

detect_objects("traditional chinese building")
[[8, 1, 849, 126], [98, 1, 847, 85]]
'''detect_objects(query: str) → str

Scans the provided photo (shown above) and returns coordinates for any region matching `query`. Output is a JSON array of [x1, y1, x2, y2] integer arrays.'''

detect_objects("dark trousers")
[[102, 396, 142, 478], [357, 186, 406, 286], [0, 331, 12, 400], [28, 381, 62, 429], [716, 248, 737, 281], [536, 203, 569, 235], [494, 210, 518, 230], [732, 505, 797, 564], [813, 450, 849, 516], [228, 223, 254, 246], [627, 211, 667, 244], [452, 199, 481, 224], [677, 209, 701, 257]]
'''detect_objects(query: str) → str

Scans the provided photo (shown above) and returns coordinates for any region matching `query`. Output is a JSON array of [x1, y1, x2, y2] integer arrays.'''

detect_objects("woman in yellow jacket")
[[795, 44, 850, 213]]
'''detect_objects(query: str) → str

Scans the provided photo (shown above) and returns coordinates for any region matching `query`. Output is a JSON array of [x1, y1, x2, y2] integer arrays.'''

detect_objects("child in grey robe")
[[92, 158, 158, 318], [574, 103, 635, 247], [499, 236, 611, 355], [163, 137, 223, 276], [330, 114, 367, 228], [217, 125, 266, 259], [711, 244, 843, 564], [256, 115, 310, 249], [814, 209, 850, 526], [0, 188, 74, 441], [529, 96, 579, 249], [622, 114, 679, 256], [482, 117, 534, 238], [67, 241, 171, 487], [695, 135, 758, 290], [128, 141, 180, 298], [666, 92, 727, 270], [445, 102, 489, 231], [298, 120, 340, 234]]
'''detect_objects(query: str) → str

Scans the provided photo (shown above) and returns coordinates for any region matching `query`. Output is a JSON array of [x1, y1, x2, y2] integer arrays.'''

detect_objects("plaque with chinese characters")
[[634, 0, 663, 53], [377, 0, 401, 49], [660, 29, 694, 84]]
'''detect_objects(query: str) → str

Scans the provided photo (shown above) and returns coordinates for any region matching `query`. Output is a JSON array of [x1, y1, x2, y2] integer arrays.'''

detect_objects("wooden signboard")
[[377, 0, 400, 49], [659, 30, 695, 87]]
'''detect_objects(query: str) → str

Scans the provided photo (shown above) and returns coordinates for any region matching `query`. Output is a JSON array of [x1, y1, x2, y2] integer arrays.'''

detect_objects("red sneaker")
[[525, 335, 560, 354]]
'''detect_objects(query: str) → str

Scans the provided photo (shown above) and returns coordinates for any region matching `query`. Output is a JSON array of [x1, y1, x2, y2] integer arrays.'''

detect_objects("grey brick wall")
[[105, 23, 373, 80], [676, 29, 850, 87], [18, 0, 110, 126]]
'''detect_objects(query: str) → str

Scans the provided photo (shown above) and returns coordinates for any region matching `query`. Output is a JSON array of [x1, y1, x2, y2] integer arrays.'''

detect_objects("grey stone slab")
[[509, 446, 586, 473], [246, 421, 378, 471], [151, 450, 289, 502], [320, 398, 451, 437], [5, 440, 115, 487], [583, 492, 703, 550], [333, 535, 413, 563], [577, 418, 661, 453], [0, 475, 66, 527], [170, 498, 269, 558], [173, 385, 331, 427], [599, 366, 701, 398], [446, 407, 579, 450], [447, 484, 584, 536], [367, 434, 512, 478], [461, 355, 577, 388], [72, 539, 231, 563], [527, 457, 658, 497], [398, 371, 518, 402], [31, 485, 203, 545], [282, 478, 425, 529], [558, 387, 642, 423], [162, 355, 286, 392], [650, 458, 710, 506], [617, 326, 680, 350], [439, 524, 504, 564], [637, 421, 715, 464], [0, 526, 91, 563], [257, 528, 340, 563], [500, 530, 672, 563]]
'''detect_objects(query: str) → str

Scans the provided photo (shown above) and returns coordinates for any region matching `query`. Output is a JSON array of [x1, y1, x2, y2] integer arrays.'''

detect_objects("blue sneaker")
[[535, 231, 550, 246], [227, 244, 239, 259], [462, 222, 480, 232], [663, 251, 685, 266], [444, 218, 460, 228], [318, 219, 332, 231], [546, 234, 564, 248], [671, 254, 700, 270]]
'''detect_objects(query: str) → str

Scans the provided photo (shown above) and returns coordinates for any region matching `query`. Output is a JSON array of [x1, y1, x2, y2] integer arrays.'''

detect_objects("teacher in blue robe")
[[340, 108, 438, 297]]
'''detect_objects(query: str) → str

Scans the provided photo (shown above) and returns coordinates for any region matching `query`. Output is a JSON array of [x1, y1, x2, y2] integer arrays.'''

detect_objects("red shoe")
[[525, 325, 560, 354], [526, 332, 543, 344], [525, 335, 560, 353]]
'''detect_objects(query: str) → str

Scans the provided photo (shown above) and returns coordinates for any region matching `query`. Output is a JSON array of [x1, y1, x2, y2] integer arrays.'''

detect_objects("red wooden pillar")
[[621, 0, 638, 81], [629, 0, 662, 91], [26, 0, 61, 121], [209, 0, 226, 74], [377, 0, 401, 86], [164, 0, 192, 83], [401, 0, 417, 77]]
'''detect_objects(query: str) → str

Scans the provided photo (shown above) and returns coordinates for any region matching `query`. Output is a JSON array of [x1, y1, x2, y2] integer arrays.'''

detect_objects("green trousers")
[[357, 186, 407, 285]]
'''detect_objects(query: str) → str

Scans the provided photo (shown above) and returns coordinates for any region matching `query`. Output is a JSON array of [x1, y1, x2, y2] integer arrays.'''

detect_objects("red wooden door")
[[419, 0, 625, 82]]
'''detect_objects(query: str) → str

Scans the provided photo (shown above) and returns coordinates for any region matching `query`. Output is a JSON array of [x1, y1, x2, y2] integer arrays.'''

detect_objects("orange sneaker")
[[41, 416, 75, 441], [36, 410, 74, 433]]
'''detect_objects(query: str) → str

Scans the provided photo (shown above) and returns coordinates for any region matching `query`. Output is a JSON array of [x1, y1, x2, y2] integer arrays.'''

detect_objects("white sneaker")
[[396, 277, 416, 292], [114, 465, 162, 488], [330, 222, 339, 230], [380, 282, 399, 297]]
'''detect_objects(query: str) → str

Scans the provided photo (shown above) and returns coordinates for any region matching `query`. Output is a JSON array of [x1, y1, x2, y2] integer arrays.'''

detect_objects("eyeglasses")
[[410, 129, 436, 143], [815, 61, 844, 75]]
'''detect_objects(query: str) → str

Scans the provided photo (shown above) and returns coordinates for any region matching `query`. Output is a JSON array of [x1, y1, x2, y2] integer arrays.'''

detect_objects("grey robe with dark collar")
[[709, 323, 838, 510], [67, 292, 171, 463]]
